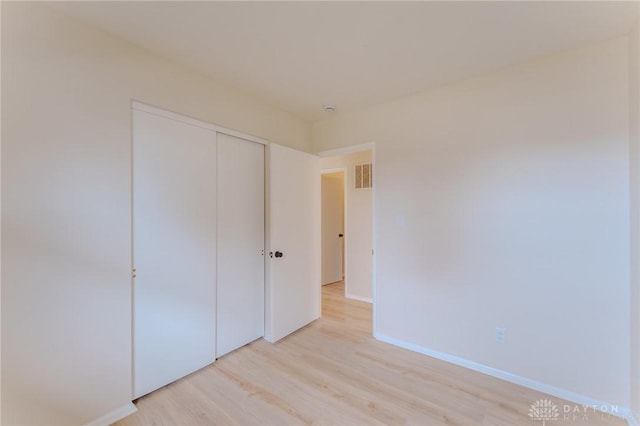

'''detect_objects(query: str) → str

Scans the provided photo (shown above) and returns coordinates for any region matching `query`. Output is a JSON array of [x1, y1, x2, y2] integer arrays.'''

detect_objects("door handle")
[[274, 251, 284, 258], [339, 234, 344, 237]]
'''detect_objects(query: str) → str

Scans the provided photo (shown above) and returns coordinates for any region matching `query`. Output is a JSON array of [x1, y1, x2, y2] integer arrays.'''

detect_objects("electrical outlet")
[[496, 327, 506, 344]]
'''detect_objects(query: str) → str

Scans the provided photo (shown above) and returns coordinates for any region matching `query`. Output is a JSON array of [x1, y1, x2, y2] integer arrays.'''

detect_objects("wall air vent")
[[355, 163, 372, 189]]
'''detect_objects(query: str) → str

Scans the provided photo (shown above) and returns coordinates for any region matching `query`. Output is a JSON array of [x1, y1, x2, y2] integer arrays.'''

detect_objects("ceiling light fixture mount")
[[323, 104, 336, 112]]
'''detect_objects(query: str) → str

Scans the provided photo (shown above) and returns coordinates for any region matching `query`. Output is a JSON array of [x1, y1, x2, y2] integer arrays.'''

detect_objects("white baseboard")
[[374, 333, 630, 422], [84, 402, 137, 426], [345, 293, 372, 303]]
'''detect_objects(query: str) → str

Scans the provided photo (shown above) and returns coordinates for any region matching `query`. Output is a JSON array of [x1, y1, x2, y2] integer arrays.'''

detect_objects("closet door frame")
[[130, 100, 267, 398], [131, 101, 268, 146]]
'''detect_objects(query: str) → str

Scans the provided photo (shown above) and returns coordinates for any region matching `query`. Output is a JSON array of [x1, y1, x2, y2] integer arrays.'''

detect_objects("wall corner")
[[629, 14, 640, 422]]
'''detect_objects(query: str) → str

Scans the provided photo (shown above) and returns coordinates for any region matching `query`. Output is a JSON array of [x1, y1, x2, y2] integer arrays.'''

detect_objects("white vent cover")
[[355, 163, 372, 189]]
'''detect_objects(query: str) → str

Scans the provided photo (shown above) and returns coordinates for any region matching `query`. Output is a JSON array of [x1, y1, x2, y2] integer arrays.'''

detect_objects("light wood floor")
[[117, 282, 624, 425]]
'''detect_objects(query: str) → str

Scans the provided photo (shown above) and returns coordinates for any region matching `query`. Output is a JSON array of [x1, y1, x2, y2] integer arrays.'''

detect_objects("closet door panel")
[[133, 108, 217, 398], [216, 133, 265, 358]]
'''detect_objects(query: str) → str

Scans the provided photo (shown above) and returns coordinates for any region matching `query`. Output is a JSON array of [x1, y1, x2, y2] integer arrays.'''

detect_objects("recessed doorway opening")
[[319, 149, 374, 306]]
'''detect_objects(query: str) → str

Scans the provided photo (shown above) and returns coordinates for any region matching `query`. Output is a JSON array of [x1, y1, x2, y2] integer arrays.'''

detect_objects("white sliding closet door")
[[133, 108, 217, 399], [216, 133, 265, 358]]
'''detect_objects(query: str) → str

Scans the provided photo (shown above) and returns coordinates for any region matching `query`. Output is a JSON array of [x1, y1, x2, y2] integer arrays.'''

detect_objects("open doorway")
[[319, 149, 374, 306], [321, 171, 345, 286]]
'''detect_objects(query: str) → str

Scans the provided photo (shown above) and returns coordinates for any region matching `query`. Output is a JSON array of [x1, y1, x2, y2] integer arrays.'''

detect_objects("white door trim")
[[131, 100, 269, 146], [315, 143, 377, 336], [321, 167, 347, 174], [315, 142, 375, 158]]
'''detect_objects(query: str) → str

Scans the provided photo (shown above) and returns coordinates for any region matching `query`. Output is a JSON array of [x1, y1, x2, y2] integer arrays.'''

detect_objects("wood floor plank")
[[116, 282, 625, 426]]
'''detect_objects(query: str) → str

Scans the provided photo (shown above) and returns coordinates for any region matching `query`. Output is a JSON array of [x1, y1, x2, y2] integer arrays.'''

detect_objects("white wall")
[[630, 16, 640, 423], [1, 3, 310, 425], [321, 151, 373, 302], [314, 38, 630, 408]]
